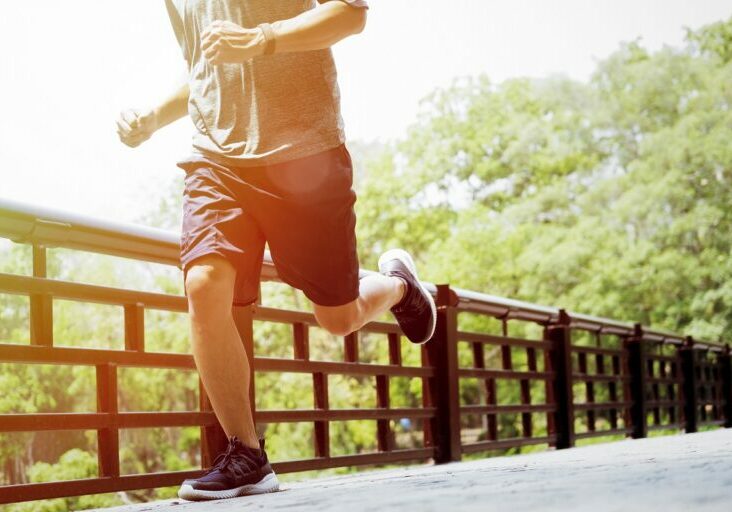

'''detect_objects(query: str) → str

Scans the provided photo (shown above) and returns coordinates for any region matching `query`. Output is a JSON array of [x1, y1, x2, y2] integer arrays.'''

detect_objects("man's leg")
[[313, 272, 405, 337], [313, 249, 437, 343], [184, 254, 258, 449]]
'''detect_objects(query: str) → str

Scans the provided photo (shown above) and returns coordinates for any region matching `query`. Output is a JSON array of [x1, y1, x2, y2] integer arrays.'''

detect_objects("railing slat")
[[460, 404, 555, 414], [313, 372, 330, 458], [0, 411, 219, 432], [0, 272, 187, 311], [124, 303, 145, 352], [458, 331, 551, 349], [257, 407, 436, 423], [0, 470, 205, 505], [0, 343, 432, 377], [96, 363, 119, 478], [458, 368, 555, 380], [376, 375, 392, 452]]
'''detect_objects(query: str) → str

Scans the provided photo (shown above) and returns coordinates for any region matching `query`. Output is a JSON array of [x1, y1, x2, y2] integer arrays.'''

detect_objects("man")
[[116, 0, 436, 502]]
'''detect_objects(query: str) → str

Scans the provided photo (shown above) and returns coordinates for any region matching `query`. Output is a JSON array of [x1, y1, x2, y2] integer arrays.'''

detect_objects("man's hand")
[[201, 20, 265, 65], [116, 108, 158, 148]]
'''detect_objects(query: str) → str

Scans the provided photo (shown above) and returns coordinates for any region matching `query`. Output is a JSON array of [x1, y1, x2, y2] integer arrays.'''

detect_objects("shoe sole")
[[177, 472, 279, 501], [378, 248, 437, 344]]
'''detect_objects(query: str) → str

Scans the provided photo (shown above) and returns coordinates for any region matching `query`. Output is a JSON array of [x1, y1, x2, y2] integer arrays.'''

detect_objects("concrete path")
[[94, 429, 732, 512]]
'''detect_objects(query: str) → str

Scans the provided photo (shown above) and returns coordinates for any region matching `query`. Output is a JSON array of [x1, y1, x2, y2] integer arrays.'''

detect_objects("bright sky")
[[1, 0, 730, 224]]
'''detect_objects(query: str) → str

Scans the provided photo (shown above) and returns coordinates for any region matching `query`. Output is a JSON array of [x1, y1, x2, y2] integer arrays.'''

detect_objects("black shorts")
[[176, 144, 360, 307]]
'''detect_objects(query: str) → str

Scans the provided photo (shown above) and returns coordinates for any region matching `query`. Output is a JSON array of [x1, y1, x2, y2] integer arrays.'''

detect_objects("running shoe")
[[177, 436, 279, 501], [378, 248, 437, 344]]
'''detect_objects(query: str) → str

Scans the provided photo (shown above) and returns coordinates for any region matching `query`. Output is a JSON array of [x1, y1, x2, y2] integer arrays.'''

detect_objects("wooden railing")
[[0, 197, 730, 504]]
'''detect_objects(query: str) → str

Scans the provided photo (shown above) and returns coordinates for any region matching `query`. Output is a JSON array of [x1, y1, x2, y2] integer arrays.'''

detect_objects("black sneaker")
[[378, 248, 437, 344], [178, 436, 279, 501]]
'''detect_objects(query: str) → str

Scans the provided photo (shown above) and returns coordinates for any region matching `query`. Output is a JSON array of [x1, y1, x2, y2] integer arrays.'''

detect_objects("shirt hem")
[[182, 133, 347, 169]]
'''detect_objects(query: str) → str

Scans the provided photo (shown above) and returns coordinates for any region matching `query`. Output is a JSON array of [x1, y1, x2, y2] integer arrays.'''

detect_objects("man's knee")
[[184, 255, 236, 309], [313, 300, 361, 337]]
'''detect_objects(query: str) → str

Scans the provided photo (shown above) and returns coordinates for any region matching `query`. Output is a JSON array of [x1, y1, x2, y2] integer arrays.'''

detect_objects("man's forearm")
[[269, 1, 367, 54], [152, 77, 189, 129]]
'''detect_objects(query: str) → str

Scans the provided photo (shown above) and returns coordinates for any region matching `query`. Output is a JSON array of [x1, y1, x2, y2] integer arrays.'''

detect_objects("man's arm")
[[116, 73, 189, 148], [152, 77, 190, 130], [269, 0, 367, 53], [200, 1, 367, 65]]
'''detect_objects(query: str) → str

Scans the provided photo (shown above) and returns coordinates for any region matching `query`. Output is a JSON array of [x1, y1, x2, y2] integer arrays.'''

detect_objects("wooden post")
[[720, 344, 732, 428], [627, 324, 648, 438], [544, 343, 557, 445], [545, 309, 574, 449], [681, 337, 698, 434], [425, 284, 461, 463]]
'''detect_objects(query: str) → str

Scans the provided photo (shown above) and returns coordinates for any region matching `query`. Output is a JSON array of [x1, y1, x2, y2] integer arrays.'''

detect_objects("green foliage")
[[4, 450, 122, 512], [687, 15, 732, 63]]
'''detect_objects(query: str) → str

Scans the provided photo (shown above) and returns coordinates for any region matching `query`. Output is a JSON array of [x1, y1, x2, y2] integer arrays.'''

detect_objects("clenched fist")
[[201, 20, 265, 65], [116, 108, 158, 148]]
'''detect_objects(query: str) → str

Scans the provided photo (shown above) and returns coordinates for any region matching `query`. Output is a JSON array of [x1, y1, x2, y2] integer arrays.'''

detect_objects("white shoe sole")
[[177, 472, 279, 501], [378, 248, 437, 344]]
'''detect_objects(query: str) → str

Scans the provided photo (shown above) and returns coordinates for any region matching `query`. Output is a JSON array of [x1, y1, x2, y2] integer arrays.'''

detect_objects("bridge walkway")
[[94, 429, 732, 512]]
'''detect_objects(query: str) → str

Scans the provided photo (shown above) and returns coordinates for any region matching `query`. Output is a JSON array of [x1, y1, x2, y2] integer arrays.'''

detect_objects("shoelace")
[[209, 437, 258, 480], [389, 271, 428, 317]]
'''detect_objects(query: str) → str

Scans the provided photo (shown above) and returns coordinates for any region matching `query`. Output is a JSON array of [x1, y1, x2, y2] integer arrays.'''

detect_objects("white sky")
[[0, 0, 730, 224]]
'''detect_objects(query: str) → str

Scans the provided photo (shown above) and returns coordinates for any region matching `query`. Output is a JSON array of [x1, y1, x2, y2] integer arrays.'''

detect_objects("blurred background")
[[1, 0, 732, 510]]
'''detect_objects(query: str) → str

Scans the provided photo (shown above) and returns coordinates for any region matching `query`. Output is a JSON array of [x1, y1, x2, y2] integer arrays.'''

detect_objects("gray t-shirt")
[[164, 0, 368, 167]]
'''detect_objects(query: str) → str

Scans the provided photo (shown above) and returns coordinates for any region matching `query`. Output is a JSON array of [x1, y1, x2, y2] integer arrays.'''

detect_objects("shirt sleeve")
[[317, 0, 369, 9], [164, 0, 190, 63]]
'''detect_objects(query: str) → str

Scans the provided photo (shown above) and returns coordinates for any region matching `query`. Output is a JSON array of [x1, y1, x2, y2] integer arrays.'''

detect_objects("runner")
[[116, 0, 436, 501]]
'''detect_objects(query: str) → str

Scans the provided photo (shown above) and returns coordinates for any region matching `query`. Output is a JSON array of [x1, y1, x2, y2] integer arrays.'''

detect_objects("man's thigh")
[[251, 144, 360, 308], [179, 164, 267, 307]]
